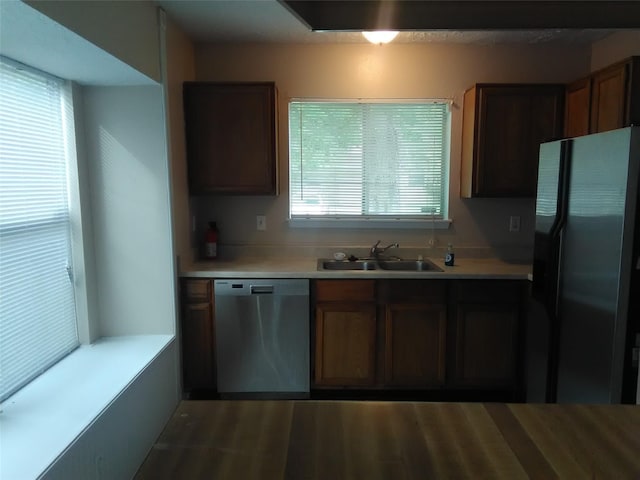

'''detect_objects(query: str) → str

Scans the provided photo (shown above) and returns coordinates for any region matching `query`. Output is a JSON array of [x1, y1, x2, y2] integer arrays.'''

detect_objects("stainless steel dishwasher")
[[214, 279, 310, 398]]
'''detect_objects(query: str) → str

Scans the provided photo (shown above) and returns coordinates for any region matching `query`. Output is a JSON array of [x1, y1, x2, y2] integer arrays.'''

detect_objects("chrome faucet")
[[370, 240, 399, 259]]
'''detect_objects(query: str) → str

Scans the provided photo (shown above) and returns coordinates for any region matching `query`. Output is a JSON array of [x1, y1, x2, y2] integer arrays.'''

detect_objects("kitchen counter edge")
[[180, 257, 532, 280]]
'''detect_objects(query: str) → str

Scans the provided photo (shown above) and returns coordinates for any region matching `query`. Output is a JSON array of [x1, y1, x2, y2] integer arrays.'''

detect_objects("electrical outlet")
[[256, 215, 266, 231], [509, 215, 521, 232]]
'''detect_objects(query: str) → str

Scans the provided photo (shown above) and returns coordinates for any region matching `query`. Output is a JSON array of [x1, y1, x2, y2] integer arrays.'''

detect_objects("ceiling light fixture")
[[362, 31, 399, 44]]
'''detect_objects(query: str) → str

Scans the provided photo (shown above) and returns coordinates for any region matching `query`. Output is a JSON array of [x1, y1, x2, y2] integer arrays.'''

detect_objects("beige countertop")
[[180, 256, 531, 280]]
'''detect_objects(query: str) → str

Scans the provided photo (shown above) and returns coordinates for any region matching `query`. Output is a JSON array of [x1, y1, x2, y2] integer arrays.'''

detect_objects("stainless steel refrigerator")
[[532, 126, 640, 404]]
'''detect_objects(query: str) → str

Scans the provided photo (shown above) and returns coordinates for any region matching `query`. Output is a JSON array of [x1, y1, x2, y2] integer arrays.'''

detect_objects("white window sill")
[[0, 335, 174, 480], [288, 217, 452, 229]]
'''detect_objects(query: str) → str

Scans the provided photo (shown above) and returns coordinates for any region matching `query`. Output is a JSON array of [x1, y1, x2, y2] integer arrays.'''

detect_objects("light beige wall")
[[26, 0, 161, 82], [164, 17, 196, 267], [191, 42, 592, 260], [591, 31, 640, 71]]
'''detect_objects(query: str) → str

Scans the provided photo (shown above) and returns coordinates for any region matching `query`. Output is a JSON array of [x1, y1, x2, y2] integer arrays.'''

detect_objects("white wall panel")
[[25, 0, 161, 83], [41, 340, 179, 480], [82, 85, 175, 336]]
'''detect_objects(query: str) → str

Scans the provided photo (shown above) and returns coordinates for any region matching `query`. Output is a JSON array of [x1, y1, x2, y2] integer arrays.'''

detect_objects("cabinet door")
[[478, 88, 531, 196], [183, 82, 277, 195], [453, 304, 518, 388], [462, 85, 564, 197], [564, 77, 591, 138], [315, 303, 377, 386], [181, 303, 216, 391], [590, 62, 629, 134], [384, 304, 446, 387]]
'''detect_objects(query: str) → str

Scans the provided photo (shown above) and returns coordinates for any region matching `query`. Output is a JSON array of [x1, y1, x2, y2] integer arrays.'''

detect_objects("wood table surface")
[[135, 400, 640, 479]]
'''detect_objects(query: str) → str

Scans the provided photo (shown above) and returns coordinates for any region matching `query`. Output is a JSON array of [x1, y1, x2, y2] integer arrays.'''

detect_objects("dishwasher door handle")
[[250, 285, 274, 294]]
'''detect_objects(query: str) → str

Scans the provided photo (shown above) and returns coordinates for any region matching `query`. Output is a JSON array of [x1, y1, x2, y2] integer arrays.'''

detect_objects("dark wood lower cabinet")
[[384, 304, 446, 387], [314, 279, 377, 386], [179, 278, 525, 400], [312, 279, 525, 399], [449, 280, 524, 398], [180, 279, 216, 393], [453, 303, 518, 388], [315, 303, 377, 386]]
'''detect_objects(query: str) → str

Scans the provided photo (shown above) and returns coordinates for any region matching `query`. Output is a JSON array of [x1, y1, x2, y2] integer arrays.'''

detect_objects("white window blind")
[[289, 100, 449, 219], [0, 57, 78, 402]]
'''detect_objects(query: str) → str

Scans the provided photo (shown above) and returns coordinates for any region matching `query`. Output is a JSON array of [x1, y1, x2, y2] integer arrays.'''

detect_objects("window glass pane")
[[0, 57, 78, 401], [289, 101, 448, 218]]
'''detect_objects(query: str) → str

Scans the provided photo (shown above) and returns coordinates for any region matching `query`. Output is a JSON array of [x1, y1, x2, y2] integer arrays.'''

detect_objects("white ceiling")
[[155, 0, 617, 45]]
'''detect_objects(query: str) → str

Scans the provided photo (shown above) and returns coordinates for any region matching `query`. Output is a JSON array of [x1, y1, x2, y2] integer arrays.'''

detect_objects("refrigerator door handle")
[[545, 223, 565, 403], [543, 139, 571, 403], [551, 140, 571, 238], [544, 140, 571, 318]]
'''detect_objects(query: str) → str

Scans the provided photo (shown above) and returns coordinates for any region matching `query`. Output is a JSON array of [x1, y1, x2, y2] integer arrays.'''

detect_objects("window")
[[289, 100, 449, 221], [0, 57, 78, 402]]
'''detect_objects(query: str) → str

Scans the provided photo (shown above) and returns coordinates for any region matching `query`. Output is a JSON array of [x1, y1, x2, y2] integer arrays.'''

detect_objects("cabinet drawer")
[[183, 279, 212, 303], [451, 280, 522, 303], [315, 280, 375, 302], [378, 280, 446, 304]]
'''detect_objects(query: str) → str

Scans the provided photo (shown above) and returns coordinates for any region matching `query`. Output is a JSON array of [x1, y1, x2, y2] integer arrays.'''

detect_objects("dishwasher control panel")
[[214, 279, 309, 297]]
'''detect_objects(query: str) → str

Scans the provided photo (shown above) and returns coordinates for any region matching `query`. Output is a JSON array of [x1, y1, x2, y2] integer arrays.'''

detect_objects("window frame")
[[0, 56, 86, 402], [287, 98, 452, 228]]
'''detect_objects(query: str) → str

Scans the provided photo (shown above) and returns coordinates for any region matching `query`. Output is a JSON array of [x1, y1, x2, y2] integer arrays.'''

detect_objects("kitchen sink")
[[317, 258, 443, 272], [317, 259, 377, 270], [377, 259, 443, 272]]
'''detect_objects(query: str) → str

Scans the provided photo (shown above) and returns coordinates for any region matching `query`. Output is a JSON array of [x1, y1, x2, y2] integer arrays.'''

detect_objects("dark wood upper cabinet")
[[564, 77, 591, 138], [461, 84, 564, 198], [564, 57, 640, 138], [183, 82, 278, 195], [590, 57, 640, 134]]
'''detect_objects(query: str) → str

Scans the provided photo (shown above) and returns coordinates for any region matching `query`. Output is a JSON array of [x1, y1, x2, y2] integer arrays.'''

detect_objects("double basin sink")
[[317, 257, 443, 272]]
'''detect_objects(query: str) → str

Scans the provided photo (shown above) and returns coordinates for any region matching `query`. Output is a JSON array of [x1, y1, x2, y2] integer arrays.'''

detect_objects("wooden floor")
[[135, 400, 640, 479]]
